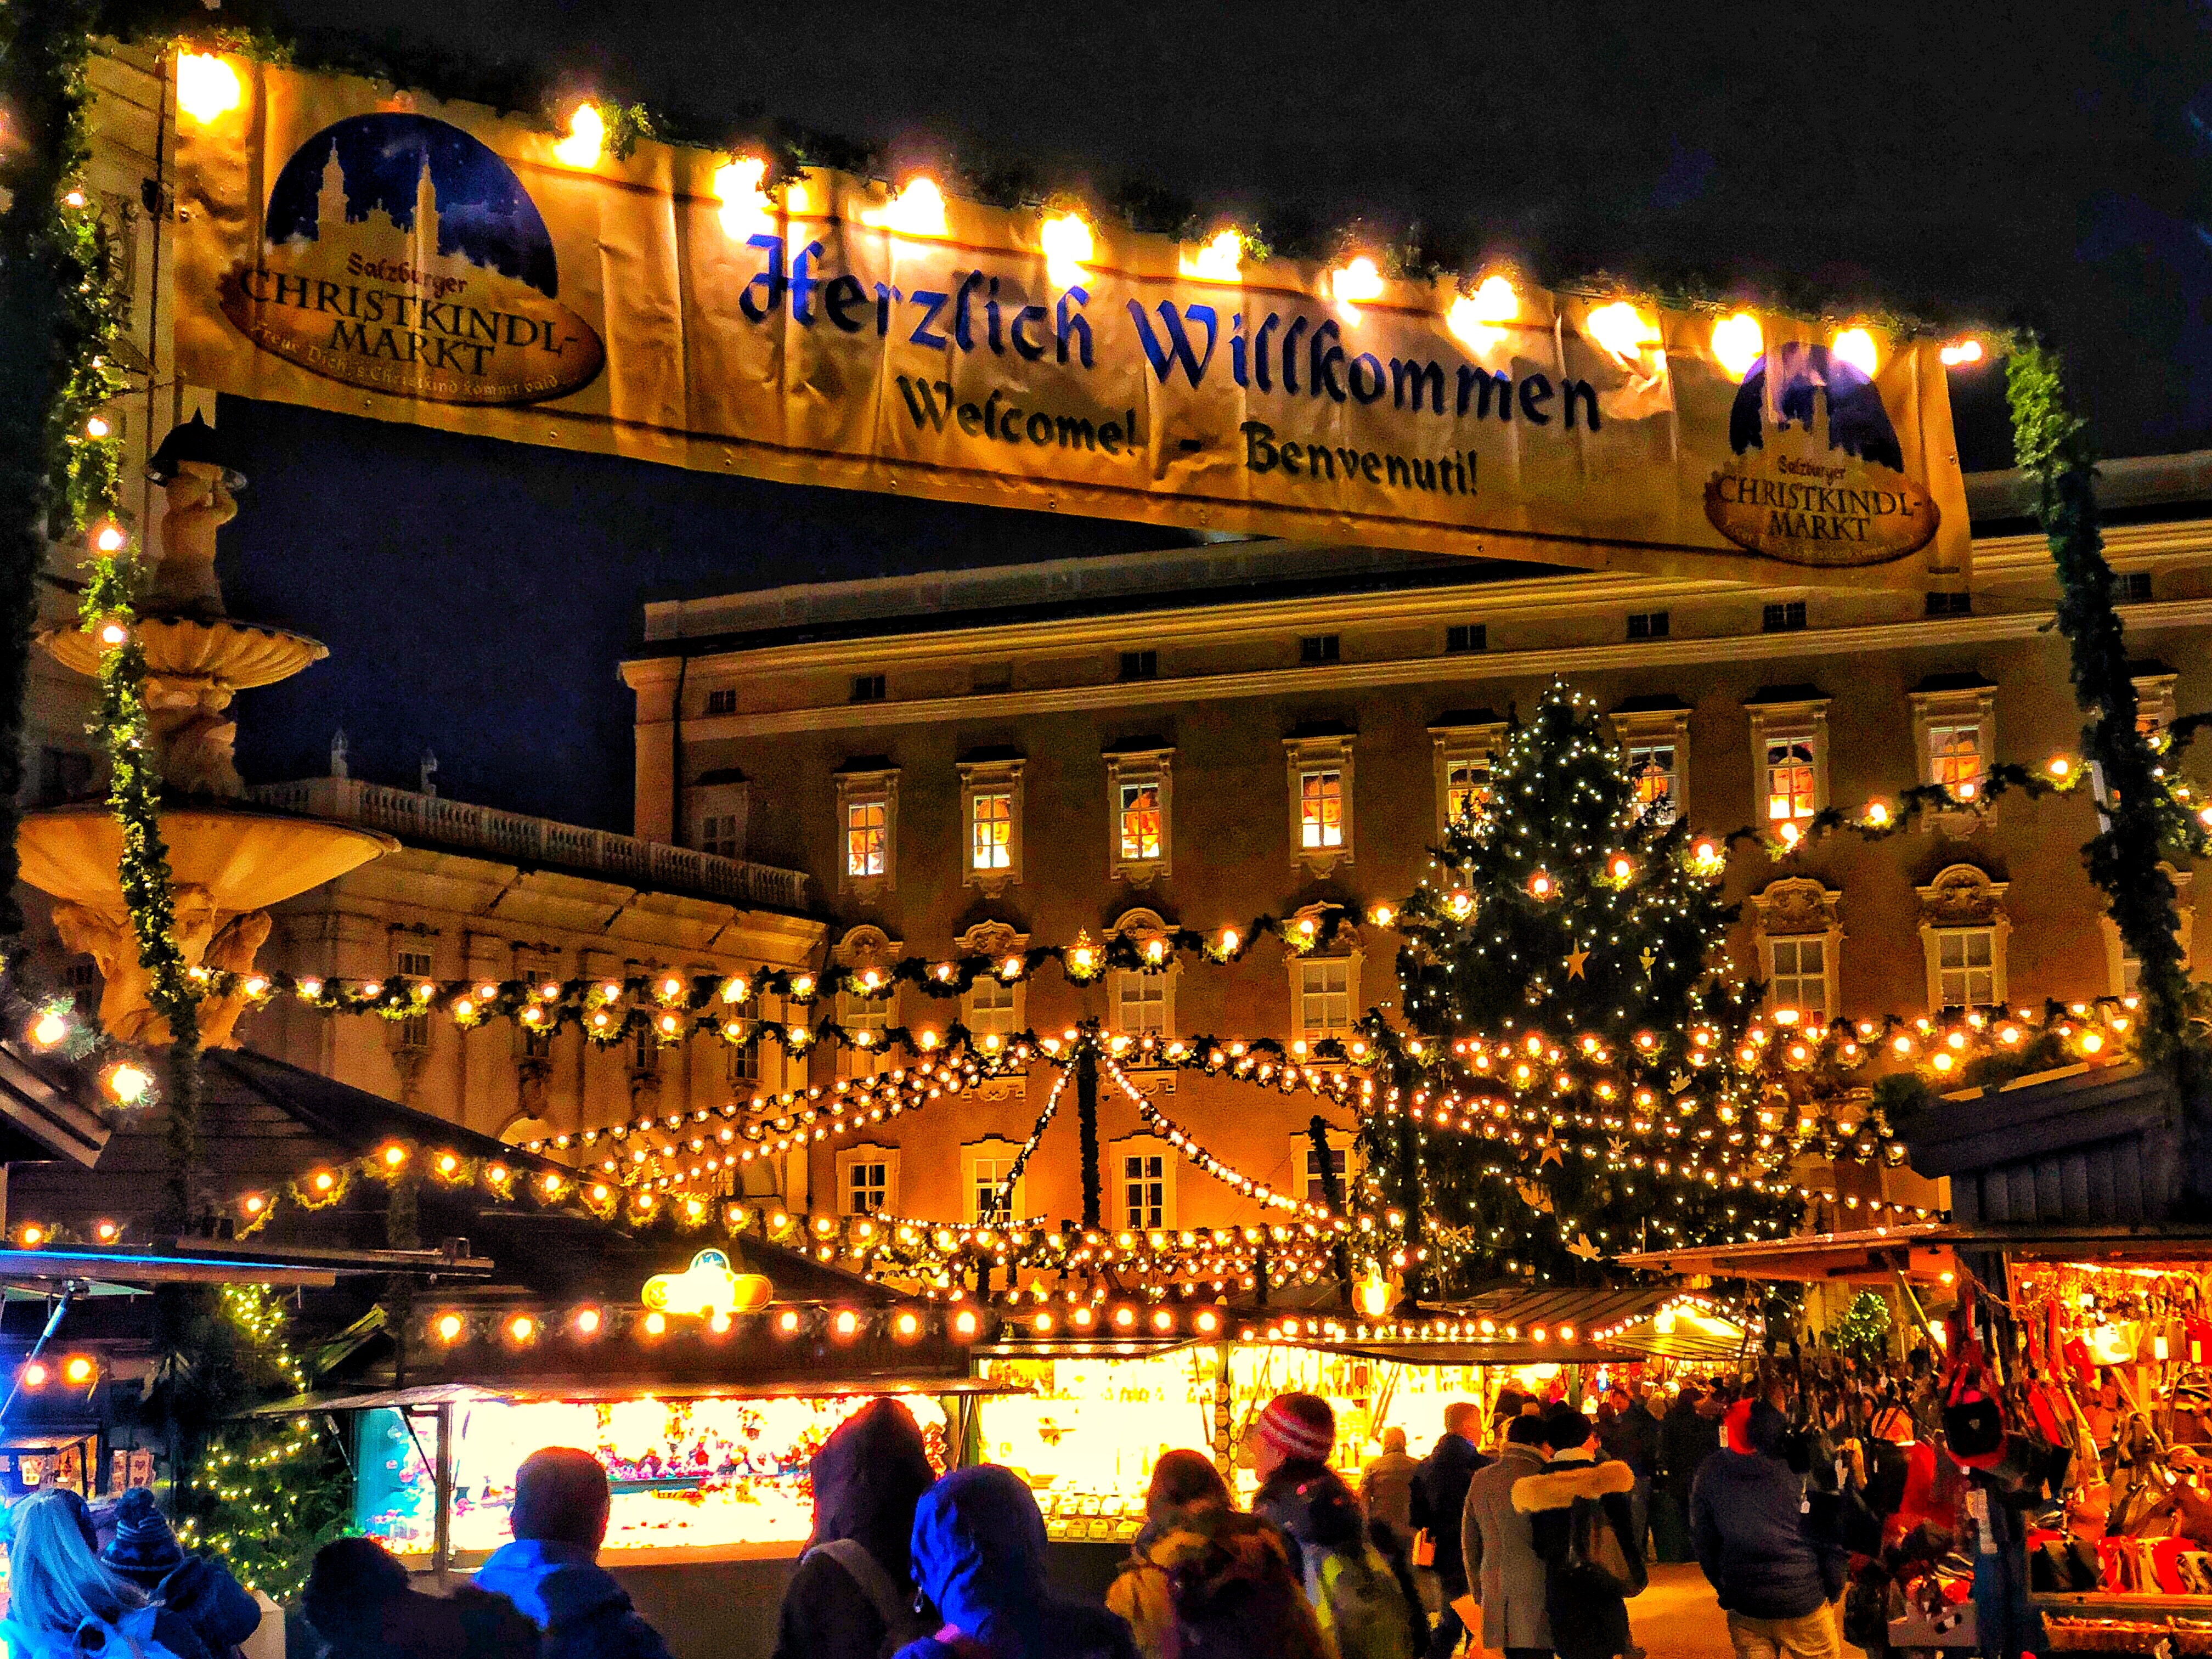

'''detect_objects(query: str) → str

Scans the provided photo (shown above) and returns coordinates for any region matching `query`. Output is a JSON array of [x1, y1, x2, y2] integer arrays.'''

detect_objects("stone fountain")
[[20, 413, 395, 1046]]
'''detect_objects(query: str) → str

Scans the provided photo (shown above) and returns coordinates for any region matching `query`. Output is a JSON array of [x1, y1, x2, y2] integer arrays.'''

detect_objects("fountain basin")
[[38, 615, 327, 689]]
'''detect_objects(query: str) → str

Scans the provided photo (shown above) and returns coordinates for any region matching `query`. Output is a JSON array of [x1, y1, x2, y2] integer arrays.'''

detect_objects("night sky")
[[223, 0, 2212, 832]]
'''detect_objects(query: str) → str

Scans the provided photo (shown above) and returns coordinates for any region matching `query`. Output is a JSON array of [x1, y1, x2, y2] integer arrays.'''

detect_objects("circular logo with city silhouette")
[[219, 112, 604, 405], [1703, 342, 1937, 566]]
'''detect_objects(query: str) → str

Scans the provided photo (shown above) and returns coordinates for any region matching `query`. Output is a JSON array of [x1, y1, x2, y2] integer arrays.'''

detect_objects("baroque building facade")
[[622, 464, 2212, 1235]]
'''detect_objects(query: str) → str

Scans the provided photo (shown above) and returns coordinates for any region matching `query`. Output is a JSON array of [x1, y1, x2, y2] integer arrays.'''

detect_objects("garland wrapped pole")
[[1306, 1113, 1353, 1310], [1075, 1043, 1102, 1229]]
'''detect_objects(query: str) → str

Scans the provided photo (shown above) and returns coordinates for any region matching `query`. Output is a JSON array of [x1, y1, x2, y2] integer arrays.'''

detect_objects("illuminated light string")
[[992, 1068, 1070, 1215], [1101, 1052, 1347, 1229]]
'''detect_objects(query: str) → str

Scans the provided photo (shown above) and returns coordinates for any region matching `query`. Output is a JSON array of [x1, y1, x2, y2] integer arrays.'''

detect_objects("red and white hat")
[[1255, 1394, 1336, 1464]]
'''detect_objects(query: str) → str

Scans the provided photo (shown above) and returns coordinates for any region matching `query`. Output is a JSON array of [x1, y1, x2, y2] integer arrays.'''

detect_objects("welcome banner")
[[173, 63, 1972, 586]]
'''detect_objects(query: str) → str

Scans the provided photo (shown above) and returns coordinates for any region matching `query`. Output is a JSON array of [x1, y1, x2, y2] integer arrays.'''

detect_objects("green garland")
[[2007, 342, 2208, 1059]]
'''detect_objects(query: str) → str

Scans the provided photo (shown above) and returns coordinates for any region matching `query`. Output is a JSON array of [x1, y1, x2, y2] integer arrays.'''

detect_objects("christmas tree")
[[1367, 681, 1801, 1295]]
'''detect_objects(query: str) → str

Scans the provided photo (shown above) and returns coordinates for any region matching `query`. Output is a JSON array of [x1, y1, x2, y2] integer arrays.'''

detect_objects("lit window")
[[1304, 1141, 1348, 1206], [846, 799, 887, 877], [1122, 1152, 1167, 1230], [1113, 972, 1167, 1037], [1300, 771, 1344, 849], [1936, 928, 1996, 1007], [1928, 724, 1983, 798], [1629, 743, 1678, 821], [971, 791, 1012, 871], [1299, 958, 1353, 1037], [1764, 738, 1818, 822], [848, 1159, 888, 1215], [1120, 782, 1163, 862], [1767, 936, 1830, 1017], [1446, 760, 1489, 825], [967, 973, 1018, 1038], [973, 1155, 1014, 1222]]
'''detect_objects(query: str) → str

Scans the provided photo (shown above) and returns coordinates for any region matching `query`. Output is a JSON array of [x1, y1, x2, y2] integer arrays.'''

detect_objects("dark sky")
[[225, 0, 2212, 832]]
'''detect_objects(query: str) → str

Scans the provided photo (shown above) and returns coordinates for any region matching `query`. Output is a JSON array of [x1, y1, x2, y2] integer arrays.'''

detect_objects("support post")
[[1076, 1043, 1101, 1230]]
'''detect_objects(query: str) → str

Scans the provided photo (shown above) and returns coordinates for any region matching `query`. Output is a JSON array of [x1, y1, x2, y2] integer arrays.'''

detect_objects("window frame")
[[1908, 684, 1996, 831], [1612, 706, 1691, 826], [1104, 746, 1174, 884], [1627, 610, 1669, 640], [1430, 719, 1504, 840], [836, 1143, 898, 1217], [955, 922, 1030, 1049], [1293, 1126, 1355, 1209], [834, 766, 899, 898], [394, 944, 435, 1053], [958, 757, 1026, 898], [1916, 864, 2011, 1013], [962, 1137, 1028, 1224], [1284, 733, 1356, 877], [1745, 695, 1831, 827], [1288, 944, 1362, 1048], [2100, 867, 2194, 995], [1109, 1133, 1177, 1231], [1750, 876, 1844, 1022]]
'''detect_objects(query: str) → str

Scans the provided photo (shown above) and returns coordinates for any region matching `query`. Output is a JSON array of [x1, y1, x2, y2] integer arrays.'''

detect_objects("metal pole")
[[0, 1286, 77, 1436], [432, 1404, 454, 1583]]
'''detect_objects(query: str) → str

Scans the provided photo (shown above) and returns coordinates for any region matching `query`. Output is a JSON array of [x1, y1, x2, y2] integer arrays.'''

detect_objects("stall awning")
[[0, 1239, 495, 1290], [1614, 1223, 1957, 1285], [249, 1374, 1030, 1414]]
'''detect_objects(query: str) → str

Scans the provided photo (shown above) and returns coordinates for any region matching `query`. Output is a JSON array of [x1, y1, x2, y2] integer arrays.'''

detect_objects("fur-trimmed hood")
[[1511, 1458, 1636, 1514]]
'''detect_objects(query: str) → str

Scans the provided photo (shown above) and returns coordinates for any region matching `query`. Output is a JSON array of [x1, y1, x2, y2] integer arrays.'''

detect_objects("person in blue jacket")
[[101, 1486, 263, 1658], [0, 1488, 213, 1659], [893, 1464, 1138, 1659], [475, 1447, 675, 1659]]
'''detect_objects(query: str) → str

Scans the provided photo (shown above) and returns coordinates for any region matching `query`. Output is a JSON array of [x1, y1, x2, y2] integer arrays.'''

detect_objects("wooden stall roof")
[[1614, 1223, 1958, 1285]]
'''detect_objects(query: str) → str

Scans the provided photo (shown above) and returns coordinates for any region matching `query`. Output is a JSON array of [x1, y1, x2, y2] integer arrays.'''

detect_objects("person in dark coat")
[[1409, 1402, 1489, 1658], [1513, 1406, 1646, 1659], [0, 1489, 216, 1659], [1690, 1400, 1846, 1659], [474, 1447, 675, 1659], [101, 1486, 263, 1658], [772, 1398, 938, 1659], [1598, 1386, 1662, 1566], [893, 1464, 1138, 1659], [306, 1536, 539, 1659], [1657, 1383, 1718, 1562]]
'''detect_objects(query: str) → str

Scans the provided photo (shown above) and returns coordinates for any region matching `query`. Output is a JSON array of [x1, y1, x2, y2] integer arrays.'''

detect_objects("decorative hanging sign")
[[641, 1248, 770, 1319], [172, 62, 1971, 587]]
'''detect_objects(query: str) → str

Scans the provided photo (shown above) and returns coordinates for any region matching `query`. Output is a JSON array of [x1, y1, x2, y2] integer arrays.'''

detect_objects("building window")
[[1612, 704, 1691, 826], [630, 1023, 659, 1074], [834, 767, 899, 895], [838, 992, 891, 1078], [1112, 971, 1169, 1037], [1631, 742, 1680, 820], [1909, 681, 1996, 829], [1119, 781, 1164, 861], [697, 812, 743, 860], [1446, 760, 1488, 823], [1119, 648, 1158, 681], [1104, 747, 1173, 883], [1917, 865, 2010, 1013], [1446, 623, 1487, 654], [850, 673, 886, 703], [1762, 600, 1807, 633], [703, 687, 738, 716], [1751, 878, 1843, 1023], [396, 947, 434, 1051], [1300, 633, 1340, 665], [958, 756, 1025, 896], [1296, 1132, 1351, 1207], [2119, 571, 2154, 603], [837, 1146, 897, 1216], [1627, 610, 1669, 640], [964, 1139, 1025, 1224], [1768, 937, 1831, 1017], [1297, 958, 1354, 1040], [2101, 868, 2193, 996], [726, 1037, 758, 1089], [966, 973, 1019, 1039], [1925, 591, 1972, 617], [2133, 671, 2177, 740], [63, 960, 96, 1016], [1430, 719, 1504, 841], [1745, 693, 1830, 827], [1284, 733, 1355, 876], [1122, 1150, 1167, 1229]]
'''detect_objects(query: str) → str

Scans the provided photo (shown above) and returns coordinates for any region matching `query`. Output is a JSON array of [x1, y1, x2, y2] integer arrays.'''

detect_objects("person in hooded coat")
[[1105, 1450, 1328, 1659], [1513, 1406, 1646, 1659], [893, 1464, 1138, 1659], [474, 1448, 675, 1659], [0, 1489, 215, 1659], [101, 1486, 263, 1658], [772, 1398, 938, 1659]]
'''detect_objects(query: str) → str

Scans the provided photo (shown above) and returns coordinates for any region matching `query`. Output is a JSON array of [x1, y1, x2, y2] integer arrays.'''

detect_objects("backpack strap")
[[807, 1537, 911, 1631]]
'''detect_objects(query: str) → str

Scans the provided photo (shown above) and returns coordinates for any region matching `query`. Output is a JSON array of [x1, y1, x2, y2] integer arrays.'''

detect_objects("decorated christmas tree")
[[1367, 681, 1802, 1296]]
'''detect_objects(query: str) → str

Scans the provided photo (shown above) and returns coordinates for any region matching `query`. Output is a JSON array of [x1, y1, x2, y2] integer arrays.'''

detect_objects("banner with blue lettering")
[[174, 63, 1971, 586]]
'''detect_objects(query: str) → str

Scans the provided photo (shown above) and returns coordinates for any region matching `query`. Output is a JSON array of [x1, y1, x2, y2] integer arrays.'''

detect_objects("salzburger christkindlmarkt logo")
[[219, 112, 605, 405], [1703, 342, 1938, 567]]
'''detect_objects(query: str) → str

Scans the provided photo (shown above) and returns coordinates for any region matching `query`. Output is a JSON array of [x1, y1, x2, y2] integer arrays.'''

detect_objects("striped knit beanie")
[[1256, 1392, 1335, 1464]]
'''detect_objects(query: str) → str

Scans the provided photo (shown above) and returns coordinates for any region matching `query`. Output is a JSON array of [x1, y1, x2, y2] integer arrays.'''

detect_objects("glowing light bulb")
[[1585, 301, 1660, 364], [175, 53, 243, 123], [435, 1312, 465, 1343], [1446, 274, 1519, 352], [63, 1356, 93, 1386], [574, 1307, 602, 1336], [92, 521, 126, 554], [30, 1010, 67, 1048], [862, 177, 948, 239], [1330, 256, 1384, 318], [1939, 338, 1985, 367], [714, 156, 772, 239], [1181, 229, 1243, 283], [1829, 327, 1878, 376], [84, 415, 109, 439], [1710, 312, 1763, 380], [1040, 212, 1094, 287], [106, 1062, 151, 1104], [554, 103, 605, 168]]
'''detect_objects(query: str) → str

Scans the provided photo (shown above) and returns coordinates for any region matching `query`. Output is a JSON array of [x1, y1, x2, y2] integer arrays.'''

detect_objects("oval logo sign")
[[1704, 343, 1937, 567], [220, 113, 603, 407]]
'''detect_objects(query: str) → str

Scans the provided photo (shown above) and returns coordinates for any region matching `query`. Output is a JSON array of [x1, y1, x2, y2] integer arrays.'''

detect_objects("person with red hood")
[[773, 1398, 939, 1659], [1689, 1400, 1845, 1659]]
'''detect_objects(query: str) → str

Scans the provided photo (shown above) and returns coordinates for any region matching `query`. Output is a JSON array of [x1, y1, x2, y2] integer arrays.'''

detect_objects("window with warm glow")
[[1119, 782, 1163, 861], [1446, 760, 1489, 825], [1300, 771, 1344, 849], [1767, 936, 1831, 1018], [1929, 724, 1984, 797], [726, 1037, 758, 1086], [1629, 743, 1678, 821], [973, 1155, 1014, 1222], [971, 791, 1013, 871], [1113, 972, 1168, 1037], [1122, 1153, 1167, 1230], [848, 1160, 888, 1215], [967, 974, 1017, 1037], [1936, 928, 1996, 1007], [1764, 738, 1818, 822], [1299, 959, 1353, 1036], [846, 799, 887, 877]]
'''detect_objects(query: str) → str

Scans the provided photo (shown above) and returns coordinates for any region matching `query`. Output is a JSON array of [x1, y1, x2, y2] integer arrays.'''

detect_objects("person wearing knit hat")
[[1250, 1395, 1420, 1658], [101, 1487, 262, 1659]]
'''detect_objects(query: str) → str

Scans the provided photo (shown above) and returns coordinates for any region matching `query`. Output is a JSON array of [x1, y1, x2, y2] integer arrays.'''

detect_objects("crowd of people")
[[0, 1359, 1981, 1659]]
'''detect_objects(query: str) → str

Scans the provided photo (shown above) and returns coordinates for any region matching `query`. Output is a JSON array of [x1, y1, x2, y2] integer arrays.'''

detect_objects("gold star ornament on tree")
[[1565, 944, 1590, 979]]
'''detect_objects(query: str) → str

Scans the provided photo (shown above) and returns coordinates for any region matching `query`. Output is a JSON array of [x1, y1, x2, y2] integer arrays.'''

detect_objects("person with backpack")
[[1409, 1402, 1488, 1659], [1249, 1393, 1419, 1659], [1690, 1399, 1846, 1659], [1512, 1405, 1646, 1659], [893, 1464, 1137, 1659], [0, 1487, 215, 1659], [475, 1447, 676, 1659], [1461, 1413, 1554, 1658], [101, 1485, 264, 1659], [1105, 1449, 1328, 1659], [304, 1534, 539, 1659], [773, 1398, 938, 1659]]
